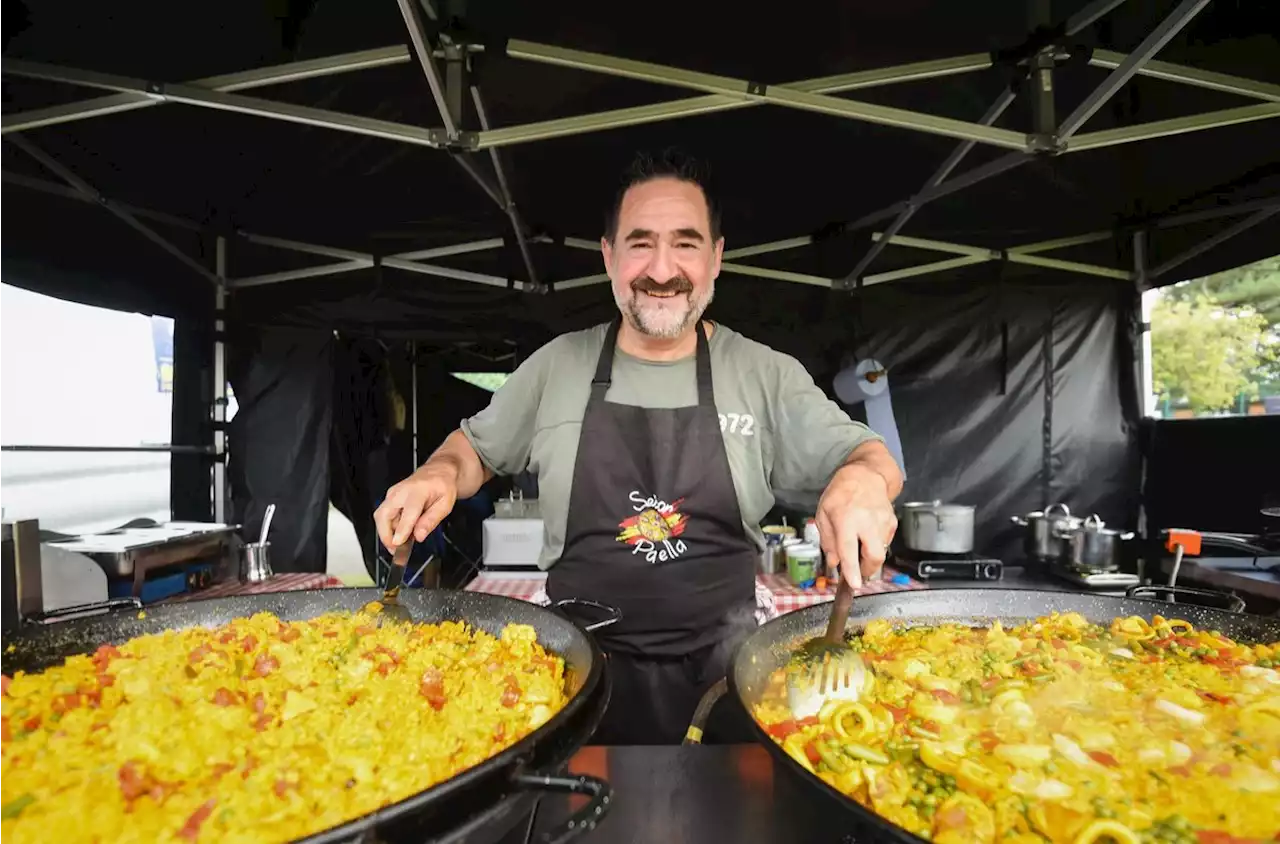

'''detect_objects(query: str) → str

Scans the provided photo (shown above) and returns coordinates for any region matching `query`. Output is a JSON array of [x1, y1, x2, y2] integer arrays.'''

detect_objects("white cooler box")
[[482, 517, 545, 569]]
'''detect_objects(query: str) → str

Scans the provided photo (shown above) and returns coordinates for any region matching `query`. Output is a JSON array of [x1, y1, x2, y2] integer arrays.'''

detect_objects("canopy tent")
[[3, 0, 1278, 574]]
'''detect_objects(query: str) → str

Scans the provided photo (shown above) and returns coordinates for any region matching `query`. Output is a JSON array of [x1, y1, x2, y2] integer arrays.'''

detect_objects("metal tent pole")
[[1065, 104, 1280, 152], [501, 40, 1028, 149], [5, 135, 221, 286], [472, 86, 540, 288], [1150, 208, 1280, 280], [872, 233, 1131, 280], [1, 59, 448, 149], [1057, 0, 1210, 140], [411, 342, 420, 468], [841, 90, 1020, 286], [474, 53, 992, 149], [214, 237, 229, 525], [1089, 50, 1280, 103], [1, 46, 412, 135]]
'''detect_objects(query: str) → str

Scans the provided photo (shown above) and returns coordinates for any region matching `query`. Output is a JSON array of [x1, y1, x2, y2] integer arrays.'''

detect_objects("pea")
[[942, 774, 956, 788], [1044, 761, 1058, 775], [961, 686, 974, 703], [923, 793, 938, 807]]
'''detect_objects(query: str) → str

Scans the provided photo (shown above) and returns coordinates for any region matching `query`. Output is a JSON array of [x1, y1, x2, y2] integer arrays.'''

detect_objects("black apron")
[[546, 319, 759, 745]]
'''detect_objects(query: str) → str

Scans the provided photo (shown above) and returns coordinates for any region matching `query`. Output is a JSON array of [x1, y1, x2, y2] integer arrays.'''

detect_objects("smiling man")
[[374, 150, 903, 745]]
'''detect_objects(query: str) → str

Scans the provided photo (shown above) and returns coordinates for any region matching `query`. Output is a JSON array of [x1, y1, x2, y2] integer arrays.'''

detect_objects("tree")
[[1160, 255, 1280, 399], [1150, 292, 1272, 413]]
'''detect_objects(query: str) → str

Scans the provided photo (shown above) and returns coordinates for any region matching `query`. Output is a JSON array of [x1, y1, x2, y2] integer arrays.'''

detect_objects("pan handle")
[[513, 772, 612, 844], [552, 598, 622, 633], [29, 597, 143, 624], [1125, 585, 1246, 614]]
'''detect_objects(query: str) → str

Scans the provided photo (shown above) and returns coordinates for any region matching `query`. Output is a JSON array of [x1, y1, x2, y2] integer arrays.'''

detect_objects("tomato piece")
[[241, 635, 259, 653], [252, 654, 279, 677], [420, 668, 447, 710], [1, 675, 10, 696], [1, 716, 10, 742], [187, 644, 212, 664], [1210, 762, 1233, 777], [931, 689, 961, 705], [211, 688, 237, 707], [977, 731, 1000, 751], [323, 630, 339, 638], [177, 799, 216, 841], [277, 626, 301, 643], [804, 742, 821, 764], [1087, 751, 1118, 767], [118, 761, 152, 802], [501, 675, 522, 708], [767, 719, 799, 739], [1198, 690, 1232, 704], [91, 645, 123, 672], [1050, 638, 1066, 649]]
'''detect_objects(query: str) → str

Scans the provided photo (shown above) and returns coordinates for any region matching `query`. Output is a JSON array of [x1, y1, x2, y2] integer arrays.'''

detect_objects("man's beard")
[[615, 274, 715, 339]]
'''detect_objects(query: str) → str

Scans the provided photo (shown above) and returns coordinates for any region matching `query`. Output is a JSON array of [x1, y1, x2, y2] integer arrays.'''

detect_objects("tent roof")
[[3, 0, 1278, 341]]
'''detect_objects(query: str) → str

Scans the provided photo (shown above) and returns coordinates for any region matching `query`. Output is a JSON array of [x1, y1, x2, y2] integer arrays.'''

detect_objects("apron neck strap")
[[591, 319, 715, 406]]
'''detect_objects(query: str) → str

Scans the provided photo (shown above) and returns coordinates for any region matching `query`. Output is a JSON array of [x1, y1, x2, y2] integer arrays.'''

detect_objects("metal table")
[[45, 523, 238, 597]]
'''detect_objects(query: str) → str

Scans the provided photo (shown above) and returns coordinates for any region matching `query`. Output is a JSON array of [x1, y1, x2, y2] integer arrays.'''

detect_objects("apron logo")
[[616, 491, 689, 564]]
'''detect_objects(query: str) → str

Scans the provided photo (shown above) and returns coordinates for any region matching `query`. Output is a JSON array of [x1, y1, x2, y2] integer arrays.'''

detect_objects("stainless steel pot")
[[900, 501, 975, 554], [1010, 503, 1081, 561], [1053, 514, 1135, 572]]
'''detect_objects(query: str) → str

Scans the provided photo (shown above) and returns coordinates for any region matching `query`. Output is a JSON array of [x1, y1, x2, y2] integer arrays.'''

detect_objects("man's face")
[[602, 177, 723, 340]]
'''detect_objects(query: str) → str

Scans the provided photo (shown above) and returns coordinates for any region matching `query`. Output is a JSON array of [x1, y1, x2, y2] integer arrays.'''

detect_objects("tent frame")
[[3, 0, 1279, 524], [4, 0, 1277, 295]]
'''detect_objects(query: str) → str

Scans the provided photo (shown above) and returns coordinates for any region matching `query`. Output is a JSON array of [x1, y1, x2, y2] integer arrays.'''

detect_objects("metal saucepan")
[[2, 589, 621, 844], [899, 500, 974, 554], [1054, 513, 1135, 572], [1010, 502, 1082, 561], [728, 585, 1278, 844]]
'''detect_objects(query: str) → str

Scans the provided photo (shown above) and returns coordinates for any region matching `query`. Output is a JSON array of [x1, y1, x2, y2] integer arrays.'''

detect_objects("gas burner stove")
[[893, 549, 1003, 582], [1049, 567, 1140, 590]]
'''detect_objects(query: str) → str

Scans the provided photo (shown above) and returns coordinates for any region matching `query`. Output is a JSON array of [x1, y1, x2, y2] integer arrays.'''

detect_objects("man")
[[374, 151, 903, 745]]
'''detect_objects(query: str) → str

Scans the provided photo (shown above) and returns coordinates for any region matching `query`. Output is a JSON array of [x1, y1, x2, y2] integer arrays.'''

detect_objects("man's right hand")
[[374, 463, 459, 551]]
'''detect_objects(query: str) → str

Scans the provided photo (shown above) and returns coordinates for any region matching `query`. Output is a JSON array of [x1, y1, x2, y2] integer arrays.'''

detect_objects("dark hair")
[[603, 149, 722, 244]]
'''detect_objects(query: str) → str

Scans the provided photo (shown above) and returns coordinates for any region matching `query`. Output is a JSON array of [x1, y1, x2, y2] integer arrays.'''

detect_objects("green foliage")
[[1151, 292, 1272, 413]]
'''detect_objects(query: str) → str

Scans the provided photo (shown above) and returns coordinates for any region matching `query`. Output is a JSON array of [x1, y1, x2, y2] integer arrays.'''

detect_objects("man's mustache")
[[630, 275, 694, 295]]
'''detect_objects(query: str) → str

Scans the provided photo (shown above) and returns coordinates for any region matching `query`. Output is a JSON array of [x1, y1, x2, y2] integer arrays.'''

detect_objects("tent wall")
[[227, 327, 332, 573], [170, 317, 215, 522], [761, 274, 1141, 560]]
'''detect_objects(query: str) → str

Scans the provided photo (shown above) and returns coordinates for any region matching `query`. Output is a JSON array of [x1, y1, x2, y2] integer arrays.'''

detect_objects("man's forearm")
[[839, 440, 904, 500], [423, 429, 495, 499]]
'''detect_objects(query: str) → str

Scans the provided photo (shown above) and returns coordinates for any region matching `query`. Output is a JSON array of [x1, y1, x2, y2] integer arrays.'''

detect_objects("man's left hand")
[[815, 463, 899, 588]]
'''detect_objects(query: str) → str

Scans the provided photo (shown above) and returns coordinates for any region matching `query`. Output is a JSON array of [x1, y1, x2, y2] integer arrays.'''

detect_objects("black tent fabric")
[[2, 0, 1276, 571], [763, 272, 1140, 560], [227, 327, 332, 573]]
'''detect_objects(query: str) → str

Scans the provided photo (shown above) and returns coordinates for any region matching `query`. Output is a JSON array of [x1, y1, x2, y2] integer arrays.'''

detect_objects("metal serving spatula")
[[367, 536, 414, 627], [786, 571, 869, 719]]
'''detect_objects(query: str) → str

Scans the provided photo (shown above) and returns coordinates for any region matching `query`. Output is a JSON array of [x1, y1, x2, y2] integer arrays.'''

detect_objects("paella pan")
[[1, 588, 618, 844], [731, 585, 1280, 844]]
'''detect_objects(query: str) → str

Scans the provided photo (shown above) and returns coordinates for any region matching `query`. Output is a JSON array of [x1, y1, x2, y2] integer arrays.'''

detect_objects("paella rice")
[[754, 612, 1280, 843], [1, 606, 569, 843]]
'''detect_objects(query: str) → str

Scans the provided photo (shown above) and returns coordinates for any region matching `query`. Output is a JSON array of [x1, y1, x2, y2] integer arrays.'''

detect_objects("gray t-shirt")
[[461, 322, 882, 569]]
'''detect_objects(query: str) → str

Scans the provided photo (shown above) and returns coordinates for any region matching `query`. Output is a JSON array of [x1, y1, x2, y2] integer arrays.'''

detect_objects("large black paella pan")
[[729, 585, 1280, 843], [2, 588, 619, 844]]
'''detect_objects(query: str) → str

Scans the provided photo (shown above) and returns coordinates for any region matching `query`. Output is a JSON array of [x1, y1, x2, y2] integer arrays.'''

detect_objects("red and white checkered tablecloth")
[[760, 567, 924, 615], [161, 572, 343, 603], [464, 568, 922, 622]]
